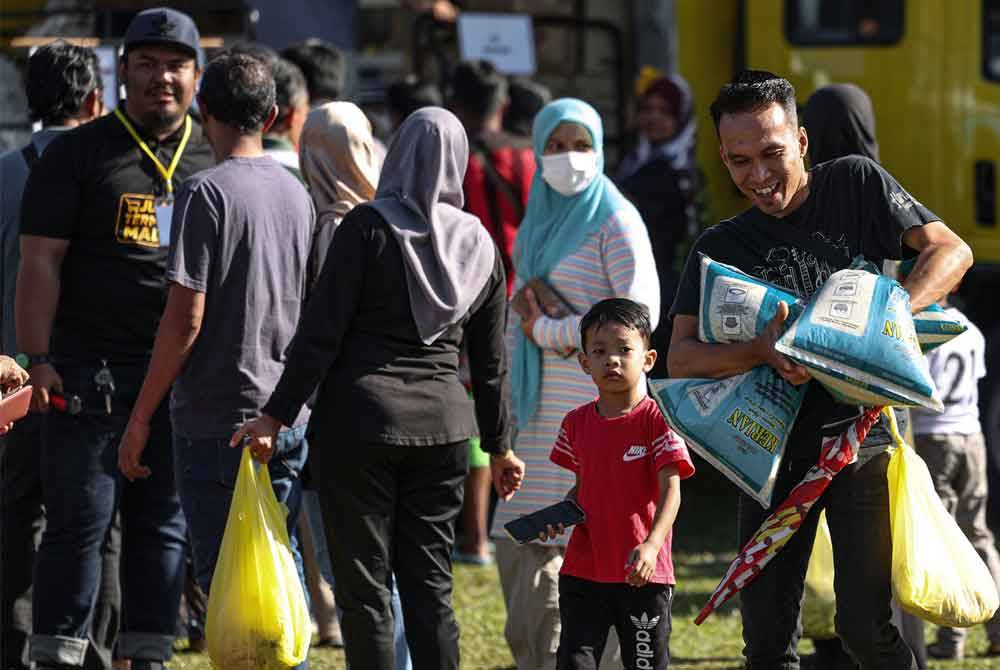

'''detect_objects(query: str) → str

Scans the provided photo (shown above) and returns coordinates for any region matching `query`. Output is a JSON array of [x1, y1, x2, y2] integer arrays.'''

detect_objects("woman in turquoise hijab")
[[492, 98, 661, 668]]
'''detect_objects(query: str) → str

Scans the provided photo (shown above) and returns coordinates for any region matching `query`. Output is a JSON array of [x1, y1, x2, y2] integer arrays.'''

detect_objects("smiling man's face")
[[718, 102, 810, 218]]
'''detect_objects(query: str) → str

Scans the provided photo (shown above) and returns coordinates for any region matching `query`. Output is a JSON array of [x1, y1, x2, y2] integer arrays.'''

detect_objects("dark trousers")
[[318, 440, 466, 670], [31, 360, 187, 666], [557, 574, 672, 670], [2, 414, 121, 670], [738, 451, 915, 670]]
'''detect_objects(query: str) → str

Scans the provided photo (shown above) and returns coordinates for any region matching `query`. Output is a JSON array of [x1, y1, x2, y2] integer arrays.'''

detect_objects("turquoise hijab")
[[511, 98, 639, 426]]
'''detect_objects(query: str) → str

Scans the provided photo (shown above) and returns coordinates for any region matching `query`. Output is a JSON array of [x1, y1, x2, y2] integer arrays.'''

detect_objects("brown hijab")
[[299, 101, 381, 223]]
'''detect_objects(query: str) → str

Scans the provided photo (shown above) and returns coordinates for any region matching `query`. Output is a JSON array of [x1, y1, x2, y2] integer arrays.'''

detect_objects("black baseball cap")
[[123, 7, 200, 59]]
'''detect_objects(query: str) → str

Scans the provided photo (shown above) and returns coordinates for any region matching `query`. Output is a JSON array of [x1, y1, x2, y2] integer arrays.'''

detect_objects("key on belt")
[[94, 360, 116, 415]]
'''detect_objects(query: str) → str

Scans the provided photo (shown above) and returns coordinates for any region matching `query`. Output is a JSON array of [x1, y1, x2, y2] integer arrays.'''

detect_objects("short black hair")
[[229, 45, 307, 126], [198, 52, 276, 134], [504, 76, 551, 137], [229, 41, 279, 68], [270, 57, 308, 124], [450, 60, 508, 122], [709, 69, 797, 134], [25, 40, 103, 126], [281, 39, 345, 104], [579, 298, 653, 351], [386, 75, 442, 120]]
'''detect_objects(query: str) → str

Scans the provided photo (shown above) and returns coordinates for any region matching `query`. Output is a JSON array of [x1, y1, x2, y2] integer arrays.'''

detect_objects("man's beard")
[[124, 78, 187, 136], [139, 106, 184, 135]]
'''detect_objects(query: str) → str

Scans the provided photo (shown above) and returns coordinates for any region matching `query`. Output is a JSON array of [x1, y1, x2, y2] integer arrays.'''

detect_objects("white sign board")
[[457, 13, 536, 76]]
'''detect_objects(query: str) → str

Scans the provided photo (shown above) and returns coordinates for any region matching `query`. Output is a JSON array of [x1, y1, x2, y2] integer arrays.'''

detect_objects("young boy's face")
[[578, 321, 656, 393]]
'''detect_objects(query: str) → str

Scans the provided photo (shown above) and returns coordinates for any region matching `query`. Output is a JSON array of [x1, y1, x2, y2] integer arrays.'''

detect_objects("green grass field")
[[169, 465, 1000, 669]]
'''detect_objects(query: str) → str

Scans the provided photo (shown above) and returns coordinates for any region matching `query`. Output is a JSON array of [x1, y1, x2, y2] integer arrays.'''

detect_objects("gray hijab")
[[369, 107, 496, 344]]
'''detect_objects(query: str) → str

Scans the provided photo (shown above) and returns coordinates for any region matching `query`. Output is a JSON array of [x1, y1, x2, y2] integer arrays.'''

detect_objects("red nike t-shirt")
[[550, 396, 695, 585]]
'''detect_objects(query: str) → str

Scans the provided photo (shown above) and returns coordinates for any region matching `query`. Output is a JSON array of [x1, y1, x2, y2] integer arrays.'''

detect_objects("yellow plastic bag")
[[885, 409, 1000, 626], [206, 448, 310, 669], [802, 511, 837, 640]]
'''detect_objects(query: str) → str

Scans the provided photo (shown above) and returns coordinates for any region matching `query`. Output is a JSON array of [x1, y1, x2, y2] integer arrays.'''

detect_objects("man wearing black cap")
[[16, 7, 213, 670]]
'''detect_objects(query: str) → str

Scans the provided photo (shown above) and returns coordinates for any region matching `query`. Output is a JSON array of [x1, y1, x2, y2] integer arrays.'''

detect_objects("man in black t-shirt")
[[16, 8, 214, 670], [0, 41, 122, 670], [668, 71, 972, 669]]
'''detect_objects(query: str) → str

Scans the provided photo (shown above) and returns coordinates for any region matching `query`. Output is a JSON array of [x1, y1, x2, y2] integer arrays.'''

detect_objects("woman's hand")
[[230, 414, 282, 464], [0, 356, 29, 393], [513, 287, 544, 342], [490, 449, 526, 501]]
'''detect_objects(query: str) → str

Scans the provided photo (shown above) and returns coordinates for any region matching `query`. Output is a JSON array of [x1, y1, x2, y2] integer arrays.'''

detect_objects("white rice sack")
[[775, 266, 942, 411], [698, 253, 803, 344], [650, 366, 807, 507]]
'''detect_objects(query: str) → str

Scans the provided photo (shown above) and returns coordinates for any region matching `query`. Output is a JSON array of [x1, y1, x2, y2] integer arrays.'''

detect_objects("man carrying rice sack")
[[667, 70, 972, 669]]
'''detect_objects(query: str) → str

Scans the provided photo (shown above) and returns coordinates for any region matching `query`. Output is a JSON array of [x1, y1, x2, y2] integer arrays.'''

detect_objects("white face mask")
[[540, 151, 599, 196]]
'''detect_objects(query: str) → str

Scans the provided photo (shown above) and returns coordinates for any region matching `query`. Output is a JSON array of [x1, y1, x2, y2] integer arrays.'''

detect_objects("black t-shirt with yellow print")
[[20, 108, 214, 359]]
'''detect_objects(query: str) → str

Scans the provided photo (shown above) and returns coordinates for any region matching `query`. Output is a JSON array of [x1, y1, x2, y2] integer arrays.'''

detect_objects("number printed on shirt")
[[942, 350, 975, 407]]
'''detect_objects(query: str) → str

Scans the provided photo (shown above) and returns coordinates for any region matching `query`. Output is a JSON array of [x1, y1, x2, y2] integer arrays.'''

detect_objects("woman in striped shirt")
[[495, 98, 660, 669]]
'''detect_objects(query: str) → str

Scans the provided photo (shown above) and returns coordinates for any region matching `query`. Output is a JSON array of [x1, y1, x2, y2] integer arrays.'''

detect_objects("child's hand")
[[537, 523, 566, 543], [625, 541, 659, 587]]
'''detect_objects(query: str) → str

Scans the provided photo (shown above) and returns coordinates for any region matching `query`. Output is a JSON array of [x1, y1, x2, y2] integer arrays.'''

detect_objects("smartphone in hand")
[[503, 499, 586, 544]]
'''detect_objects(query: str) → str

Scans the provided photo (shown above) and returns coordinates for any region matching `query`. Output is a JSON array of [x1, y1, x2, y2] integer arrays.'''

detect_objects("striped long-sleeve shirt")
[[493, 207, 660, 543]]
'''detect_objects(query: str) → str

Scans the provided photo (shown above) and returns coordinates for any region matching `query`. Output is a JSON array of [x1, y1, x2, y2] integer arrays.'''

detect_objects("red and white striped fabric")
[[695, 406, 883, 624]]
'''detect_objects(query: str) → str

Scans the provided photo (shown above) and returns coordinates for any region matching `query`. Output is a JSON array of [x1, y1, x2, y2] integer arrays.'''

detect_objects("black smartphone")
[[503, 499, 586, 545]]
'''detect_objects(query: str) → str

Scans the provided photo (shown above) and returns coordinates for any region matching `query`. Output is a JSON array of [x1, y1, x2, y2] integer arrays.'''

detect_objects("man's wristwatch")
[[16, 353, 53, 369]]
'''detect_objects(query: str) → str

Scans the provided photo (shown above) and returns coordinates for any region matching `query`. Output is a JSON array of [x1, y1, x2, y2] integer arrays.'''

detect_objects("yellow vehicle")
[[676, 0, 1000, 453]]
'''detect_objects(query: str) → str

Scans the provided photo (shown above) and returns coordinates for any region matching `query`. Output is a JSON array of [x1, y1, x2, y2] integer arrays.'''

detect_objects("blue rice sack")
[[911, 303, 968, 352], [880, 258, 968, 352], [698, 254, 803, 344], [775, 266, 943, 411], [650, 367, 807, 507]]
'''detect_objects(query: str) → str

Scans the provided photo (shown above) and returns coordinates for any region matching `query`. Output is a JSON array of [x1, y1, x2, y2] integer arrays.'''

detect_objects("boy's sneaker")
[[131, 661, 164, 670], [926, 642, 962, 660]]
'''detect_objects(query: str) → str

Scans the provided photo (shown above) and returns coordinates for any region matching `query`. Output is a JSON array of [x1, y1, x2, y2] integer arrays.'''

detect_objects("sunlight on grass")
[[166, 557, 1000, 669], [166, 460, 1000, 670]]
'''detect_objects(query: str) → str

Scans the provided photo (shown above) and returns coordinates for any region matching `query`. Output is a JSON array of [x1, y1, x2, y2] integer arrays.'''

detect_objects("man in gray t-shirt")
[[117, 53, 315, 601]]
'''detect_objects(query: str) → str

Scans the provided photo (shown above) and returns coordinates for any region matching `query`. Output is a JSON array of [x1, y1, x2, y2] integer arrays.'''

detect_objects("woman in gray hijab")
[[232, 107, 525, 669]]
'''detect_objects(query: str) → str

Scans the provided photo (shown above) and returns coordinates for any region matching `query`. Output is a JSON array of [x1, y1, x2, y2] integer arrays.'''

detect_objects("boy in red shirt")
[[543, 298, 694, 669]]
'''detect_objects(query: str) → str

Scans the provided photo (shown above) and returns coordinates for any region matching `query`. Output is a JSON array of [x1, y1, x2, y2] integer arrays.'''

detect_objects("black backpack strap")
[[20, 142, 39, 169]]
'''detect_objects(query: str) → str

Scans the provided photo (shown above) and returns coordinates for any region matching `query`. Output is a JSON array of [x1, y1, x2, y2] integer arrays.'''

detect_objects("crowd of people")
[[0, 4, 988, 670]]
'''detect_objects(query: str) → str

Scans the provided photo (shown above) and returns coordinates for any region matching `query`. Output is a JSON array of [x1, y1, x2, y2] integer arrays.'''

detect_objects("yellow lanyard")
[[114, 108, 192, 200]]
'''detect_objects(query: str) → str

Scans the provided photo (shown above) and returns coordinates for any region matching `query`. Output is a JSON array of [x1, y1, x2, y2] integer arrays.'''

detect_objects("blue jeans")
[[173, 425, 308, 596], [31, 359, 187, 666]]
